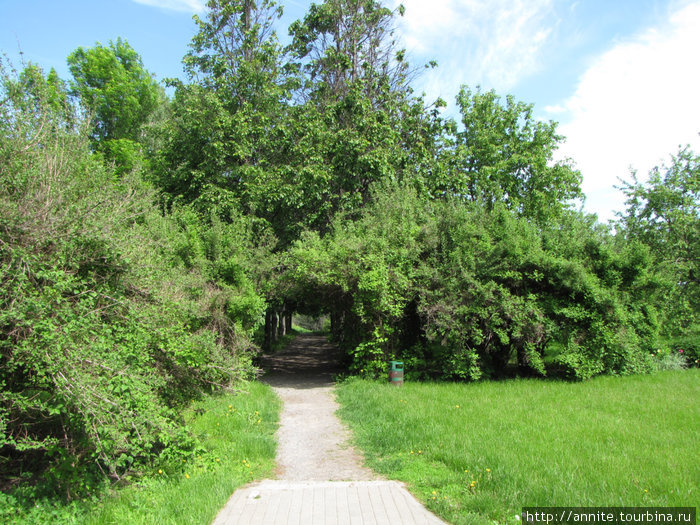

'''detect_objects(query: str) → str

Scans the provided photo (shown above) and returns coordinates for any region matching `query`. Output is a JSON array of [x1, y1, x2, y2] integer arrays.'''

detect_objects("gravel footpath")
[[211, 334, 447, 524], [261, 334, 379, 481]]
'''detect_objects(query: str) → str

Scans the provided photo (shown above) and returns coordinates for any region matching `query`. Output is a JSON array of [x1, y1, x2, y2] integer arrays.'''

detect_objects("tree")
[[157, 0, 298, 351], [288, 0, 409, 102], [185, 0, 284, 81], [159, 0, 438, 245], [280, 0, 442, 225], [158, 0, 290, 214], [7, 64, 71, 118], [617, 146, 700, 334], [67, 38, 164, 145], [434, 86, 583, 222]]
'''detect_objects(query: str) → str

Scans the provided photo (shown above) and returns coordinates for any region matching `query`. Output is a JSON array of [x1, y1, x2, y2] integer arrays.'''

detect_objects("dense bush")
[[0, 63, 263, 497], [416, 203, 662, 380], [669, 333, 700, 368], [289, 184, 662, 381]]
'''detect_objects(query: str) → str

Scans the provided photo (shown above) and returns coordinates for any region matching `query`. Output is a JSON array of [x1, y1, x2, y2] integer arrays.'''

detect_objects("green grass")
[[86, 381, 280, 524], [3, 381, 280, 524], [336, 370, 700, 525]]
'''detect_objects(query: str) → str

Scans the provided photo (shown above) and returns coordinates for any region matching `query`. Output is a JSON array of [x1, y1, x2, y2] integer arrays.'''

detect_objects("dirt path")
[[260, 334, 380, 481], [211, 334, 447, 524]]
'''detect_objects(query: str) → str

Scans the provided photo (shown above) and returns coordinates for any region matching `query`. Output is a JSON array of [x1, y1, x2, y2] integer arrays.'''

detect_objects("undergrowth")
[[1, 382, 280, 524]]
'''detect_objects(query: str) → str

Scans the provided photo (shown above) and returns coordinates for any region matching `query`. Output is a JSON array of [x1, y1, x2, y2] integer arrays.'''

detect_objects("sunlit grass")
[[336, 370, 700, 525], [82, 381, 280, 525]]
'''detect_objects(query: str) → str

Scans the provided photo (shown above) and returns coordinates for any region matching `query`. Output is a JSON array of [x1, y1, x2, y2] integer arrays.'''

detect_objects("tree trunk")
[[277, 305, 286, 338], [264, 309, 276, 352], [285, 311, 293, 333], [242, 0, 253, 62], [270, 311, 278, 342], [330, 309, 344, 341]]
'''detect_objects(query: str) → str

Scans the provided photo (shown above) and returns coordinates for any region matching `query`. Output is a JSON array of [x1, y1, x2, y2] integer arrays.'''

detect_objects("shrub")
[[0, 62, 262, 497], [670, 333, 700, 368], [653, 352, 688, 371], [289, 185, 662, 381]]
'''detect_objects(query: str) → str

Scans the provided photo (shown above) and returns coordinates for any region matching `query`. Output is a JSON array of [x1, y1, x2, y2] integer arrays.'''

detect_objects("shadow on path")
[[259, 333, 346, 389]]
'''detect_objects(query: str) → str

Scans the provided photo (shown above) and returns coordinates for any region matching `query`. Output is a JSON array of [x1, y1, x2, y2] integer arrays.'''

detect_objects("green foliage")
[[1, 384, 280, 524], [67, 38, 164, 146], [289, 0, 409, 101], [290, 183, 660, 380], [434, 86, 582, 222], [0, 62, 262, 499], [158, 0, 314, 251], [289, 184, 432, 369], [617, 147, 699, 335], [185, 0, 285, 92], [417, 204, 548, 378], [66, 38, 168, 178], [668, 332, 700, 368]]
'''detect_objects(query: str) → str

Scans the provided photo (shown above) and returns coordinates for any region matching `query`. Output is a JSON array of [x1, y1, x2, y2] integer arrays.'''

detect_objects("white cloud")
[[555, 1, 700, 222], [132, 0, 205, 13], [544, 104, 566, 114], [394, 0, 556, 99]]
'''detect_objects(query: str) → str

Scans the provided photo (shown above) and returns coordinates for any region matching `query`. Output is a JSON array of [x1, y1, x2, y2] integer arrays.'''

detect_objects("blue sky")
[[2, 0, 699, 222]]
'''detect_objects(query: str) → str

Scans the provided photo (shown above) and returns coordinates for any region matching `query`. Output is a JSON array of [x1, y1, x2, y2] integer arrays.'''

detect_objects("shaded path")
[[261, 334, 377, 481], [260, 333, 346, 387], [212, 334, 447, 524]]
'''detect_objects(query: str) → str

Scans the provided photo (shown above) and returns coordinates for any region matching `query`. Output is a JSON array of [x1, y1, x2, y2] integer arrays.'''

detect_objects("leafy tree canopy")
[[433, 86, 583, 222], [67, 38, 164, 146], [617, 147, 700, 333]]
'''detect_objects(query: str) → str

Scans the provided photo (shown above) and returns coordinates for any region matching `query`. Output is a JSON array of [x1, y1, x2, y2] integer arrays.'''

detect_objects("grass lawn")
[[85, 381, 280, 525], [3, 381, 280, 525], [336, 369, 699, 525]]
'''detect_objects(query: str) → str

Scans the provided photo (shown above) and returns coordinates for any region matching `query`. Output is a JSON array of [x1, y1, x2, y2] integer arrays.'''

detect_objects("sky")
[[1, 0, 699, 222]]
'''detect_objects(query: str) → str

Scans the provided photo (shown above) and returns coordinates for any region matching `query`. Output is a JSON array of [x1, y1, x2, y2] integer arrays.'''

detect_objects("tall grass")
[[336, 370, 699, 525], [2, 382, 280, 524]]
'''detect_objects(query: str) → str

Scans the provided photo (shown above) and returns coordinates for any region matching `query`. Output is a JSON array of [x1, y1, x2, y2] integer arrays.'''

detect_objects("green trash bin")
[[389, 361, 404, 386]]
